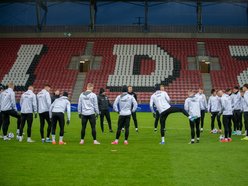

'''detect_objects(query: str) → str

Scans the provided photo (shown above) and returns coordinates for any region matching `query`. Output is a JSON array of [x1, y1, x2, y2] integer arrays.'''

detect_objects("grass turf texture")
[[0, 112, 247, 186]]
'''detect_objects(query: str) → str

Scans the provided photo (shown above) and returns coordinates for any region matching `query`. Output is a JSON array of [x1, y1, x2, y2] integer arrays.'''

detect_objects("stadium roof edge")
[[0, 0, 248, 3]]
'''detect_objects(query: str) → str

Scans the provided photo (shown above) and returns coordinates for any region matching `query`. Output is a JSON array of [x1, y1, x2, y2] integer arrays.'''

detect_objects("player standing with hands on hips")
[[78, 83, 100, 145]]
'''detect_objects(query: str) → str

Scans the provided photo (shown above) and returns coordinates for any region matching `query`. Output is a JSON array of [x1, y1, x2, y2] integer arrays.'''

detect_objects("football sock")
[[59, 136, 63, 142], [52, 135, 55, 142]]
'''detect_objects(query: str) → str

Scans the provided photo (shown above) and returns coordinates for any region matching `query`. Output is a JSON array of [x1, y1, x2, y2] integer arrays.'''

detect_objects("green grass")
[[0, 112, 248, 186]]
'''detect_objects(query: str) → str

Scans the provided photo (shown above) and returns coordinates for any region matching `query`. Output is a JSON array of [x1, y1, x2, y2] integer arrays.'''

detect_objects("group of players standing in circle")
[[1, 82, 248, 145]]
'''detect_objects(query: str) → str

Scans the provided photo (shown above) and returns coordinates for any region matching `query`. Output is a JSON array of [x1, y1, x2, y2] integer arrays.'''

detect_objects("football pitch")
[[0, 112, 247, 186]]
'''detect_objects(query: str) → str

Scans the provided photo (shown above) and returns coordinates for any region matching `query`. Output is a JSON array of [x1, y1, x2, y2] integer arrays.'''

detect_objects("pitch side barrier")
[[16, 104, 184, 112]]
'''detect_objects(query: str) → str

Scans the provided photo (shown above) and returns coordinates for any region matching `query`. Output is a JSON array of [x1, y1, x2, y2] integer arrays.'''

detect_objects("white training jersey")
[[49, 96, 71, 120], [37, 89, 51, 113], [78, 91, 99, 116], [0, 88, 17, 111], [220, 94, 233, 115], [113, 93, 137, 116], [150, 90, 171, 114], [0, 92, 2, 111], [20, 90, 37, 114], [243, 91, 248, 112], [208, 95, 222, 113], [195, 93, 207, 110], [231, 92, 242, 110], [184, 95, 201, 118]]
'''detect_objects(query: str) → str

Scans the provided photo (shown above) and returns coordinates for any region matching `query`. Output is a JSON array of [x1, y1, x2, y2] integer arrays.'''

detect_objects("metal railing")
[[0, 25, 247, 34]]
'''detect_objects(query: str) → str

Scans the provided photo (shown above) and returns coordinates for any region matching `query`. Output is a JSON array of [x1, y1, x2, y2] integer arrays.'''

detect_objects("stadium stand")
[[206, 39, 248, 91], [1, 38, 248, 103], [0, 38, 87, 100]]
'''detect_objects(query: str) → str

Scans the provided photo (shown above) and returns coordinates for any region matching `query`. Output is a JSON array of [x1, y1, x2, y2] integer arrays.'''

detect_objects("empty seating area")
[[1, 37, 248, 103], [0, 38, 87, 100], [2, 44, 45, 89], [206, 39, 248, 90], [88, 38, 200, 103]]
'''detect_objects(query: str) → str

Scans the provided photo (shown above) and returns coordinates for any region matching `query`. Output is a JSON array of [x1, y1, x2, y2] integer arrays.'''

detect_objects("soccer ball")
[[213, 128, 218, 134], [219, 135, 224, 141], [7, 132, 14, 139]]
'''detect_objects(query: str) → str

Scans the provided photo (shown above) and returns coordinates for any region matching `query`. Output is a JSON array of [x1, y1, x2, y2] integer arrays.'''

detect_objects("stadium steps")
[[85, 42, 94, 55], [71, 72, 86, 103], [68, 56, 80, 70], [201, 73, 212, 97]]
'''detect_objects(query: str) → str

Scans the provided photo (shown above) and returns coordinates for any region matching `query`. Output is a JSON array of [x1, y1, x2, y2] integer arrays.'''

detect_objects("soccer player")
[[152, 85, 166, 132], [18, 86, 37, 142], [0, 84, 4, 137], [128, 86, 139, 132], [218, 89, 233, 143], [195, 88, 208, 132], [231, 86, 242, 135], [241, 84, 248, 141], [78, 83, 100, 145], [184, 90, 201, 144], [208, 89, 222, 133], [150, 84, 190, 144], [240, 88, 246, 136], [50, 92, 71, 145], [111, 85, 137, 145], [51, 89, 60, 103], [37, 84, 52, 143], [1, 82, 21, 140], [98, 88, 113, 133], [153, 108, 160, 132]]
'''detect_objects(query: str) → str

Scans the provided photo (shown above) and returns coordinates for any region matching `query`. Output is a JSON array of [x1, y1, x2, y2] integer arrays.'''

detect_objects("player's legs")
[[19, 113, 27, 139], [89, 114, 97, 140], [99, 111, 104, 132], [57, 113, 65, 143], [217, 114, 222, 130], [211, 112, 217, 130], [44, 112, 52, 139], [232, 110, 239, 133], [227, 115, 232, 138], [2, 111, 10, 137], [51, 113, 59, 142], [115, 116, 125, 140], [223, 115, 228, 139], [223, 115, 232, 139], [124, 116, 131, 141], [200, 110, 205, 130], [105, 111, 113, 131], [0, 112, 2, 132], [160, 111, 169, 137], [244, 112, 248, 135], [195, 118, 200, 140], [154, 110, 160, 131], [39, 112, 45, 139], [9, 109, 21, 135], [189, 120, 195, 141], [81, 115, 88, 140], [131, 112, 138, 131], [26, 113, 33, 138], [239, 112, 243, 131], [166, 106, 189, 117]]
